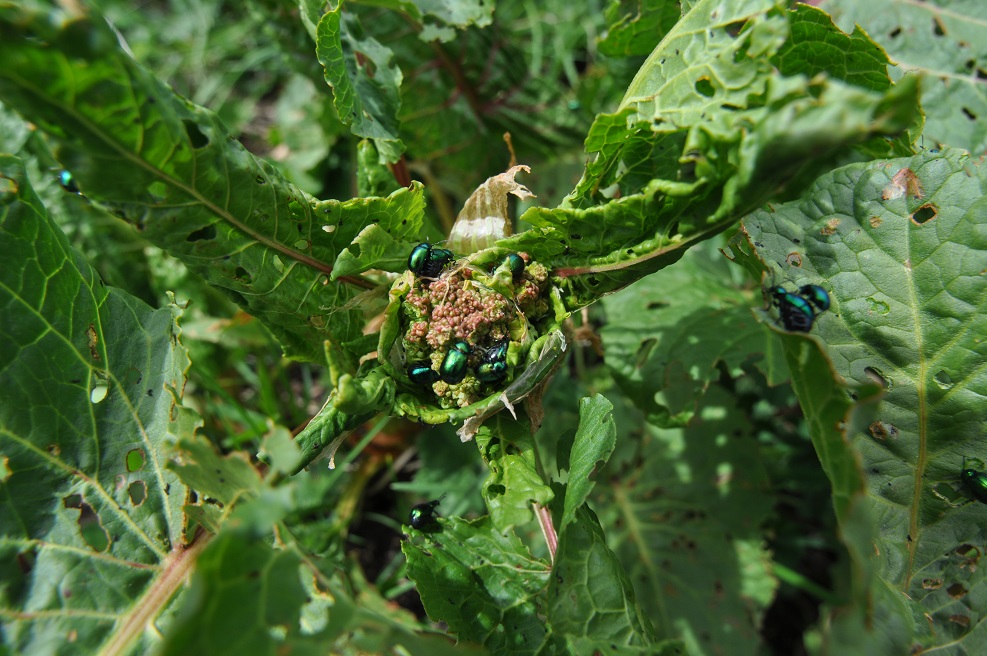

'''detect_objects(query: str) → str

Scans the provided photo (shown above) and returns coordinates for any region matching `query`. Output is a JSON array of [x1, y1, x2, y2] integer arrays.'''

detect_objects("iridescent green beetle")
[[58, 170, 80, 194], [504, 253, 525, 282], [409, 498, 442, 530], [408, 243, 455, 278], [476, 340, 509, 382], [769, 286, 816, 332], [439, 340, 471, 384], [961, 458, 987, 504], [407, 362, 440, 386], [798, 285, 831, 313]]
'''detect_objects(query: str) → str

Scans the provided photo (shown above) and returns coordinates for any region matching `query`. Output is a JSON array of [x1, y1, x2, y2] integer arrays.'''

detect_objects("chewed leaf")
[[821, 0, 987, 154], [739, 147, 987, 651], [317, 5, 405, 162], [0, 156, 198, 653], [501, 0, 919, 311], [0, 5, 392, 364]]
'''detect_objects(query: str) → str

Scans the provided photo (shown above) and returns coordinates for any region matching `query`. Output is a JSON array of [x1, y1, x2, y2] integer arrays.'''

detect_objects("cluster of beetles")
[[403, 243, 524, 388]]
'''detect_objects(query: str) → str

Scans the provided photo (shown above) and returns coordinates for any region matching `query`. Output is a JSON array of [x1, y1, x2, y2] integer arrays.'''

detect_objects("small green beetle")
[[961, 458, 987, 504], [408, 243, 454, 278], [439, 340, 471, 384], [409, 498, 442, 530]]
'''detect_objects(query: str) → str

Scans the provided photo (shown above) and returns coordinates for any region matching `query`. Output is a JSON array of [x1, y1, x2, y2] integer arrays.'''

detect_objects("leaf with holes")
[[499, 0, 920, 311], [601, 241, 789, 427], [0, 4, 421, 365], [821, 0, 987, 155], [590, 384, 778, 656], [737, 146, 987, 651], [403, 516, 551, 654], [0, 155, 200, 654], [316, 3, 405, 162]]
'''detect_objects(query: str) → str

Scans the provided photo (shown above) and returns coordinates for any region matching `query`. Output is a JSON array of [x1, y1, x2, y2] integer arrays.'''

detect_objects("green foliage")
[[821, 0, 987, 154], [1, 0, 984, 654]]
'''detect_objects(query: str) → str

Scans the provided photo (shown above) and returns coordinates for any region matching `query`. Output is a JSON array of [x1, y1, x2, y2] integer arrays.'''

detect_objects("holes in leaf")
[[0, 174, 20, 197], [922, 578, 942, 590], [949, 615, 971, 628], [947, 583, 968, 599], [128, 480, 147, 507], [866, 297, 890, 315], [785, 252, 802, 267], [272, 255, 285, 273], [126, 367, 142, 386], [864, 366, 892, 390], [62, 495, 111, 552], [90, 383, 108, 404], [146, 181, 167, 202], [635, 338, 656, 369], [932, 17, 946, 37], [695, 77, 715, 97], [486, 484, 506, 498], [87, 324, 100, 361], [126, 448, 146, 472], [934, 370, 954, 390], [183, 120, 209, 148], [725, 20, 746, 38], [234, 266, 252, 284], [868, 421, 899, 440], [17, 548, 36, 575], [911, 204, 938, 224], [256, 175, 266, 185], [187, 225, 216, 242]]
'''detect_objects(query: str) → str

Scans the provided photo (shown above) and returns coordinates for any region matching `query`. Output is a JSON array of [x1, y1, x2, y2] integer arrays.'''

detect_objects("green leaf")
[[161, 531, 310, 655], [0, 4, 391, 364], [475, 413, 554, 532], [737, 147, 987, 651], [595, 384, 777, 654], [403, 516, 551, 653], [292, 367, 396, 472], [328, 184, 427, 278], [598, 0, 682, 57], [559, 396, 617, 531], [502, 0, 920, 310], [548, 506, 661, 653], [317, 3, 405, 162], [0, 155, 196, 654], [822, 0, 987, 154], [601, 241, 788, 427]]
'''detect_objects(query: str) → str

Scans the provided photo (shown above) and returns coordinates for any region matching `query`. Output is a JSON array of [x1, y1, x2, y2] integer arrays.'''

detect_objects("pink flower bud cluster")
[[404, 273, 510, 353]]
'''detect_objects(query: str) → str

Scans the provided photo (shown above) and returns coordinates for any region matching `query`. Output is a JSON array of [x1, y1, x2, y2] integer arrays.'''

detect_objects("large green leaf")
[[403, 516, 550, 654], [601, 240, 788, 427], [593, 384, 777, 655], [822, 0, 987, 154], [0, 155, 196, 654], [0, 3, 421, 364], [500, 0, 920, 310], [737, 147, 987, 652]]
